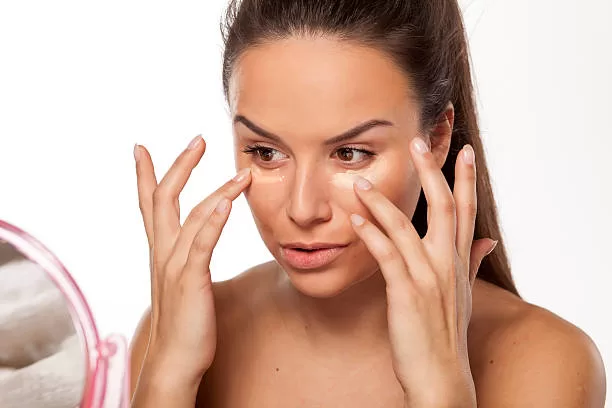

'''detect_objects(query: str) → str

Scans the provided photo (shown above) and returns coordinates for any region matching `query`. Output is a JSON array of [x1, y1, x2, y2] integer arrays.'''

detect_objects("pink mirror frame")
[[0, 220, 129, 408]]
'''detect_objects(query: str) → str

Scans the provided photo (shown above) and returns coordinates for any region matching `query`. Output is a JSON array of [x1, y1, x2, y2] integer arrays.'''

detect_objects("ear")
[[427, 102, 454, 169]]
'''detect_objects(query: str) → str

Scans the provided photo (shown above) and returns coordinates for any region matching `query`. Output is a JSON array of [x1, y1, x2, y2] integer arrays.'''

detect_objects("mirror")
[[0, 239, 86, 408], [0, 222, 129, 408]]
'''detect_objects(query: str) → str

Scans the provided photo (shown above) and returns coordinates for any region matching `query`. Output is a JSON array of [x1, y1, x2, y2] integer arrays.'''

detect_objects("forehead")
[[229, 36, 418, 127]]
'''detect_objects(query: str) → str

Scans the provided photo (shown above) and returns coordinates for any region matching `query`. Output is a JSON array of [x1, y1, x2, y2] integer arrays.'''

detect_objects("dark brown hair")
[[219, 0, 519, 295]]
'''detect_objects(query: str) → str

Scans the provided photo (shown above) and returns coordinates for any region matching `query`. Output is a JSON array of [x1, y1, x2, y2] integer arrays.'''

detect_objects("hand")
[[350, 137, 497, 407], [134, 135, 252, 387]]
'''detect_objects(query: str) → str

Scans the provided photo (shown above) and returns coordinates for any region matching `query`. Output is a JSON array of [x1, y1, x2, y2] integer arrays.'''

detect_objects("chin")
[[278, 258, 379, 299]]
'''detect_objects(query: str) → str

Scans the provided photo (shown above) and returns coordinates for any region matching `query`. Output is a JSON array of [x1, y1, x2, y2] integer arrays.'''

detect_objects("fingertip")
[[462, 144, 475, 166], [350, 213, 366, 227], [134, 144, 141, 163], [485, 239, 498, 256], [135, 144, 153, 164], [187, 134, 203, 150], [354, 176, 373, 191], [232, 167, 251, 183]]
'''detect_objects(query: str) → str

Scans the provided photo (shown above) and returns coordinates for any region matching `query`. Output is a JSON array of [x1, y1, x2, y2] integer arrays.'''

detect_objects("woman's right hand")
[[133, 135, 252, 390]]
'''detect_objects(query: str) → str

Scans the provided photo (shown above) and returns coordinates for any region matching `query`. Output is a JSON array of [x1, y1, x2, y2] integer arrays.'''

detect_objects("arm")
[[129, 138, 251, 408]]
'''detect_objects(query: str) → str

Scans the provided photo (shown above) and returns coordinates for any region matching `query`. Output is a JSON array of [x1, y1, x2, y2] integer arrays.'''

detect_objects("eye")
[[242, 144, 288, 163], [334, 147, 375, 164]]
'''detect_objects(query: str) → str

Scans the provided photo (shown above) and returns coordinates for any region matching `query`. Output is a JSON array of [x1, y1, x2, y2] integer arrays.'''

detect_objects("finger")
[[134, 144, 158, 249], [352, 176, 431, 283], [167, 168, 252, 270], [152, 135, 206, 266], [349, 213, 413, 291], [134, 144, 161, 319], [469, 238, 497, 285], [454, 144, 478, 264], [410, 136, 457, 250], [182, 196, 232, 284]]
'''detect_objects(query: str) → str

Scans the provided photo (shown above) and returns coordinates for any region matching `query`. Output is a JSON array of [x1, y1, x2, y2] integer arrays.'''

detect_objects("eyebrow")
[[233, 114, 394, 146]]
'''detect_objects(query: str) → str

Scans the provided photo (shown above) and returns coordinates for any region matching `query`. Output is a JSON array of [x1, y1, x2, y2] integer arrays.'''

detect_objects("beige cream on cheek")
[[249, 166, 287, 184], [242, 165, 288, 228], [246, 166, 290, 211], [329, 156, 390, 191]]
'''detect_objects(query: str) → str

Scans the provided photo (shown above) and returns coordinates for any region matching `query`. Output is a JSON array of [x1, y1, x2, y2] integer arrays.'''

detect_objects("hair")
[[219, 0, 519, 295]]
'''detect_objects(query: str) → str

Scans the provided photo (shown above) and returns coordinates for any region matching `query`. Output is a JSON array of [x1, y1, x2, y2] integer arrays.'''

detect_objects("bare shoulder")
[[196, 261, 280, 403], [469, 279, 606, 407], [210, 260, 280, 328]]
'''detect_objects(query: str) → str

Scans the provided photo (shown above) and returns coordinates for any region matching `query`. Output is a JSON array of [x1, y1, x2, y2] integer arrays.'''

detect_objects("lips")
[[279, 242, 348, 270]]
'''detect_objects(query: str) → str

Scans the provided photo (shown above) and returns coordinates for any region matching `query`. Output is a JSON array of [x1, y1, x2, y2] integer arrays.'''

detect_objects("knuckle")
[[164, 264, 182, 283], [416, 271, 440, 295], [163, 258, 182, 279], [386, 279, 414, 302], [465, 200, 478, 218], [396, 215, 413, 233], [439, 197, 456, 215], [188, 203, 210, 223], [191, 232, 212, 256], [377, 246, 397, 263], [152, 186, 168, 205]]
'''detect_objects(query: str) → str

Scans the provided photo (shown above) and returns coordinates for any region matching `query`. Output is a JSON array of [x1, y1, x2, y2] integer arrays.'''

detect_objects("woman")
[[129, 0, 606, 406]]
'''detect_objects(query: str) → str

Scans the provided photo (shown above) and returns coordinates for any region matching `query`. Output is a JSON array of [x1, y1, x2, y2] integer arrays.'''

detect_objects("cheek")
[[328, 156, 419, 217], [244, 166, 287, 221]]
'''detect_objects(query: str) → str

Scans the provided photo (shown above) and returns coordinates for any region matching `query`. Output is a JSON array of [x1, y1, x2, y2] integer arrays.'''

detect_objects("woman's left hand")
[[350, 137, 498, 408]]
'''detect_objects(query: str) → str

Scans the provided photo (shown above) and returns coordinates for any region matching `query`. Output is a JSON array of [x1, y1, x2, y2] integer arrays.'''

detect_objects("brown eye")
[[259, 148, 275, 161], [242, 144, 288, 164], [333, 147, 376, 165], [337, 148, 354, 161]]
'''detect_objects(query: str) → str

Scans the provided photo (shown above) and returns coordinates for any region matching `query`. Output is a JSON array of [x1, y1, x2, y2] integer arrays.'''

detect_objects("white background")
[[0, 0, 610, 403]]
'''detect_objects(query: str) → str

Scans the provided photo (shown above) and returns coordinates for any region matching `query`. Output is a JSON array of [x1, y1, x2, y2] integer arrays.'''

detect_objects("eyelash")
[[241, 144, 376, 166]]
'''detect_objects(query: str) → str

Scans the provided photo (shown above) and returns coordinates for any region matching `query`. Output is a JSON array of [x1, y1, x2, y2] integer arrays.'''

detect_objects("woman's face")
[[229, 36, 446, 298]]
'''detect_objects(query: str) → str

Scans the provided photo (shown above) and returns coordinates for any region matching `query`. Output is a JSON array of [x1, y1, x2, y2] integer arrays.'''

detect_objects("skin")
[[129, 37, 606, 407]]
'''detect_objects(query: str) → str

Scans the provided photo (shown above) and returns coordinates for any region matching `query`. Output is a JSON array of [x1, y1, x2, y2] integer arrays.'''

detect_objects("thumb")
[[469, 238, 498, 284]]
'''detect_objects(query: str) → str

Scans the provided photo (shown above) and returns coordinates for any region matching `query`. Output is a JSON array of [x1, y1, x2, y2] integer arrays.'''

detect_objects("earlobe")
[[428, 102, 454, 169]]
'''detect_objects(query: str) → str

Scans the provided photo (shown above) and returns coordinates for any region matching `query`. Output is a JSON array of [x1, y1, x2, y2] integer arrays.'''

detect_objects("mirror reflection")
[[0, 239, 86, 408]]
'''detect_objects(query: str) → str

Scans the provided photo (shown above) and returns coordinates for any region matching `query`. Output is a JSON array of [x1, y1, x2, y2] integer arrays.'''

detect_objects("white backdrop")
[[0, 0, 610, 402]]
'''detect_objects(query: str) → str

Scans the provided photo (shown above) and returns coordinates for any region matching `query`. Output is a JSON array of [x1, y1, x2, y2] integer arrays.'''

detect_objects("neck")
[[276, 265, 390, 351]]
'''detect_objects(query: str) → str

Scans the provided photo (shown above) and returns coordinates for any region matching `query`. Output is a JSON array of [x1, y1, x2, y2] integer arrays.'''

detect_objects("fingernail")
[[215, 198, 230, 213], [354, 176, 372, 191], [187, 134, 203, 150], [486, 240, 499, 256], [133, 144, 141, 162], [462, 144, 474, 165], [350, 214, 365, 226], [412, 137, 429, 154], [233, 168, 251, 182]]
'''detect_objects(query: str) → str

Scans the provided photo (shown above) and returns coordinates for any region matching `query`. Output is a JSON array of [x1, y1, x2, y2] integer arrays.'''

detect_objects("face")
[[228, 36, 451, 298]]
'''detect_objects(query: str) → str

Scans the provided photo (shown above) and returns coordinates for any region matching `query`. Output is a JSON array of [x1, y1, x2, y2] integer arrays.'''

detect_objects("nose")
[[285, 164, 332, 228]]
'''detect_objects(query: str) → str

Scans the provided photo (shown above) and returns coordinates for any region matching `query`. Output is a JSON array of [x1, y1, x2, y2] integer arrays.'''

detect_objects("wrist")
[[143, 342, 209, 387], [131, 358, 204, 408], [403, 394, 476, 408], [402, 370, 476, 408], [139, 353, 205, 395]]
